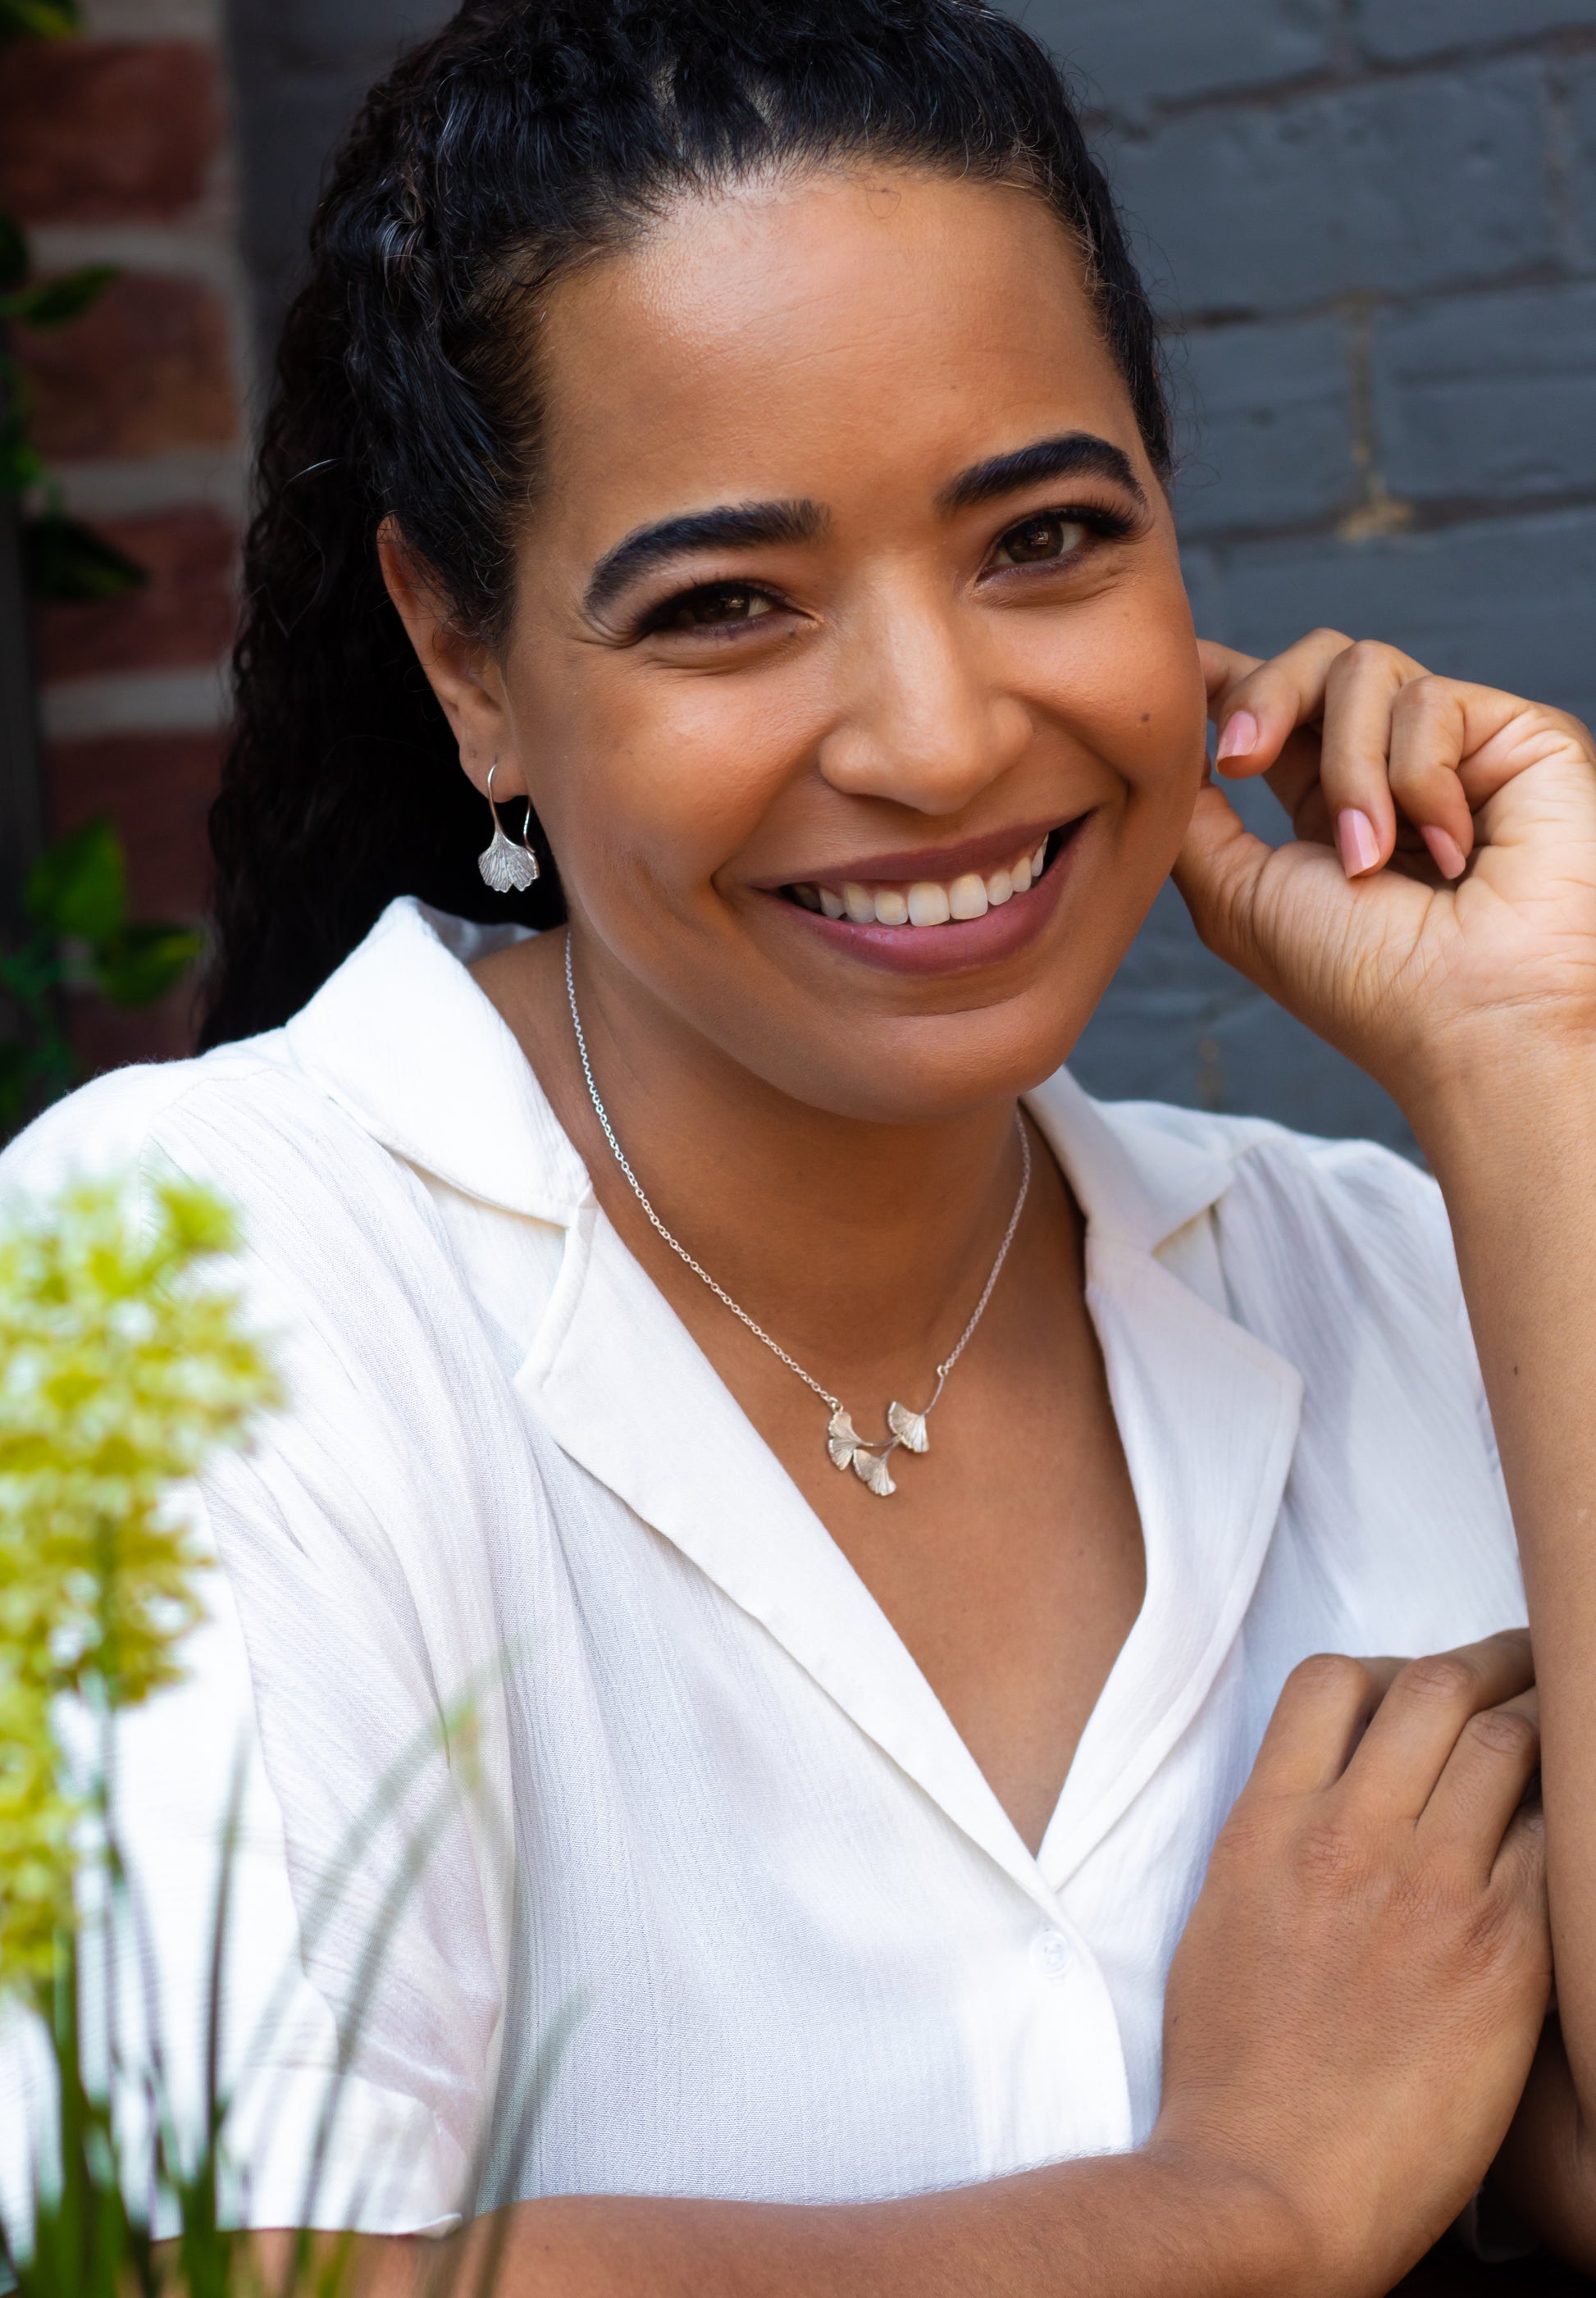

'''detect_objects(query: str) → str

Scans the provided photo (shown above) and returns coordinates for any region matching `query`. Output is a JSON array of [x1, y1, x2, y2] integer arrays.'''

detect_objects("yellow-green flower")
[[0, 1174, 278, 1995]]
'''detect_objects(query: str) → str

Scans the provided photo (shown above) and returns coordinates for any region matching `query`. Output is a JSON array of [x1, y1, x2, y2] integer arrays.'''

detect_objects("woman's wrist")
[[1393, 1022, 1596, 1200], [1135, 2133, 1369, 2298]]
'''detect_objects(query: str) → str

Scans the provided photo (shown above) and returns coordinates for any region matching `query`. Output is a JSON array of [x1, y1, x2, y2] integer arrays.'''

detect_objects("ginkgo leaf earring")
[[477, 761, 540, 892]]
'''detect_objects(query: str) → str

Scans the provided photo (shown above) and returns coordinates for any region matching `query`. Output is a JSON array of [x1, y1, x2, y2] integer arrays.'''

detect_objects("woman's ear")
[[376, 517, 522, 797]]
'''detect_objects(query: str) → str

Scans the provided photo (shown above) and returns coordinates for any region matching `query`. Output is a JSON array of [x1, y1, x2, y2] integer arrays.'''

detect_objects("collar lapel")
[[518, 1201, 1067, 1924], [1025, 1079, 1304, 1890], [284, 900, 587, 1221]]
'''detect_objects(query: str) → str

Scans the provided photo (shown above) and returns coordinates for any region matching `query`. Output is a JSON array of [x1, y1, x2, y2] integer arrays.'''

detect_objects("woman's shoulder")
[[1110, 1092, 1472, 1357], [1101, 1094, 1438, 1218], [0, 1031, 392, 1215], [1071, 1082, 1460, 1329], [0, 1032, 457, 1366], [1047, 1071, 1440, 1254]]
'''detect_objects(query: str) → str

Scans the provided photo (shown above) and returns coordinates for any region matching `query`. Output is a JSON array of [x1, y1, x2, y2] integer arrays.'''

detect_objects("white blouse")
[[0, 897, 1527, 2238]]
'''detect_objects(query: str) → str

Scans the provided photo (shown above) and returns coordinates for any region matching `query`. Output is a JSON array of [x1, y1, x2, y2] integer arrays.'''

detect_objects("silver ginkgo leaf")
[[828, 1406, 862, 1471], [852, 1448, 896, 1498], [887, 1400, 929, 1453], [478, 827, 540, 893]]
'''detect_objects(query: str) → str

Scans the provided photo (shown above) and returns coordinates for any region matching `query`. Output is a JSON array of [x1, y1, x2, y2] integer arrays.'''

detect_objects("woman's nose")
[[816, 589, 1032, 815]]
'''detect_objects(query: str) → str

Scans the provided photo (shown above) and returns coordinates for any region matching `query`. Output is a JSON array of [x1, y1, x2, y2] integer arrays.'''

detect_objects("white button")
[[1030, 1926, 1071, 1980]]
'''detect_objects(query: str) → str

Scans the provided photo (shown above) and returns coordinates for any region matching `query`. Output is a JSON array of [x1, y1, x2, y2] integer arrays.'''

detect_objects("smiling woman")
[[7, 3, 1596, 2296]]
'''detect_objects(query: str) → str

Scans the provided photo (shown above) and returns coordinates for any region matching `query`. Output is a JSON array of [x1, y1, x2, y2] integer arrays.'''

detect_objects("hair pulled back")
[[203, 0, 1171, 1045]]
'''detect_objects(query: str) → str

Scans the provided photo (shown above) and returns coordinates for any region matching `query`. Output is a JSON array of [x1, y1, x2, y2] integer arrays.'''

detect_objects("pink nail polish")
[[1420, 824, 1467, 881], [1336, 808, 1380, 878], [1215, 710, 1260, 764]]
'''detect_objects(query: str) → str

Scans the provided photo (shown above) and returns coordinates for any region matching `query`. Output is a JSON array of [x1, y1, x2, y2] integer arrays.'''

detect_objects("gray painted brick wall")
[[222, 0, 1596, 1151], [1030, 0, 1596, 1145]]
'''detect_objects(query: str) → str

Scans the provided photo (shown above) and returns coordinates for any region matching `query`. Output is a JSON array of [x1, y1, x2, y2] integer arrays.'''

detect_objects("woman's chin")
[[715, 982, 1097, 1129]]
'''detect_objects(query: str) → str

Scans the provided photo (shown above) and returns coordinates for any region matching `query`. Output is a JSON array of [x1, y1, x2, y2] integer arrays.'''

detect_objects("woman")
[[6, 0, 1596, 2288]]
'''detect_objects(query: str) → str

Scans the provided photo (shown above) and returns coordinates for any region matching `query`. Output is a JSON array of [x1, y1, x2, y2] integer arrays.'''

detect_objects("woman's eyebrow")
[[584, 499, 826, 616], [937, 432, 1147, 514]]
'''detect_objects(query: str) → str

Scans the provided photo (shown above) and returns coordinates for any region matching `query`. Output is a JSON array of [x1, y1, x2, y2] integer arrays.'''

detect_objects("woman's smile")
[[762, 816, 1085, 975]]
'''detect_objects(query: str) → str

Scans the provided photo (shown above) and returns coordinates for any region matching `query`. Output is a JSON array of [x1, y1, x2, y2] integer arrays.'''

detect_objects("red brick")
[[33, 506, 239, 683], [47, 727, 221, 922], [0, 41, 221, 224], [16, 272, 237, 459]]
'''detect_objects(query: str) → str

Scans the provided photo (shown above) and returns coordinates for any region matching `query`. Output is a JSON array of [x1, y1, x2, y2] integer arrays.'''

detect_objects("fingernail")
[[1215, 711, 1259, 764], [1336, 807, 1381, 878], [1420, 824, 1467, 881]]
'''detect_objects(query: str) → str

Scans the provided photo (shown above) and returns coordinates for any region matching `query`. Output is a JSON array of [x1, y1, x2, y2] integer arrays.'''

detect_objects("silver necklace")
[[564, 934, 1033, 1499]]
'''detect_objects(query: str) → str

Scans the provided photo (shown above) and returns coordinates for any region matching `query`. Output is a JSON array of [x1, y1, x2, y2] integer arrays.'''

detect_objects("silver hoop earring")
[[477, 761, 540, 892]]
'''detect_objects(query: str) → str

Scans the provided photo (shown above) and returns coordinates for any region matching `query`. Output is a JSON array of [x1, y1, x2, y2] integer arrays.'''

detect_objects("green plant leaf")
[[92, 922, 203, 1009], [24, 820, 127, 942], [23, 512, 148, 601], [0, 433, 43, 494], [0, 0, 81, 41], [0, 212, 27, 296], [0, 928, 61, 1004], [3, 262, 116, 330], [0, 360, 42, 496]]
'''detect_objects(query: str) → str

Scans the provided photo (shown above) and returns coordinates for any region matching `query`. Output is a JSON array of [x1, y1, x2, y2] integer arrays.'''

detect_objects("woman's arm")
[[1408, 1051, 1596, 2264], [345, 2156, 1293, 2298], [238, 1631, 1549, 2298], [1177, 630, 1596, 2259]]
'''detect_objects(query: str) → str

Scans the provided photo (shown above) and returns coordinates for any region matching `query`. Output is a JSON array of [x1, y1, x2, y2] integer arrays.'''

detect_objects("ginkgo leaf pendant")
[[828, 1407, 863, 1471], [852, 1449, 896, 1498], [478, 826, 540, 893], [827, 1406, 898, 1498], [887, 1400, 929, 1453]]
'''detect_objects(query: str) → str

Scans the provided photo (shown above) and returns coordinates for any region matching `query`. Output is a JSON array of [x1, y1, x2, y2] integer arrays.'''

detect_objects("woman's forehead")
[[536, 167, 1138, 518]]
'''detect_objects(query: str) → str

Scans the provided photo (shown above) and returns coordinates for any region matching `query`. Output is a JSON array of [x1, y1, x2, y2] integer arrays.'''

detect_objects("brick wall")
[[2, 0, 250, 1070], [1034, 0, 1596, 1147], [220, 4, 1596, 1146]]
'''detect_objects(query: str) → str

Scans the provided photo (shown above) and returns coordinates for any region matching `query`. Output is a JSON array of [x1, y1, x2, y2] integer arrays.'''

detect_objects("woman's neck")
[[471, 928, 1046, 1393]]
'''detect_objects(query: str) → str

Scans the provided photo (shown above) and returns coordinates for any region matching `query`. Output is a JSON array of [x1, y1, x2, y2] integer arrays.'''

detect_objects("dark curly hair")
[[202, 0, 1172, 1045]]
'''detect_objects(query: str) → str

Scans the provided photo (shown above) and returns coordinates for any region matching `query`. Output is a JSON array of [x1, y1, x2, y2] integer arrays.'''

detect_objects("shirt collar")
[[283, 898, 590, 1222], [284, 898, 1238, 1251]]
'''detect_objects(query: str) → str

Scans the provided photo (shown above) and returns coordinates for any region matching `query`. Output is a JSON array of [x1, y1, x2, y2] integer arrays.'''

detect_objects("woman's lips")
[[764, 819, 1083, 976]]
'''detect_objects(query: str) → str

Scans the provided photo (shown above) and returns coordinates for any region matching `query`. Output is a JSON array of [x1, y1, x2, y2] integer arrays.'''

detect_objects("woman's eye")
[[992, 513, 1090, 568], [649, 582, 777, 634]]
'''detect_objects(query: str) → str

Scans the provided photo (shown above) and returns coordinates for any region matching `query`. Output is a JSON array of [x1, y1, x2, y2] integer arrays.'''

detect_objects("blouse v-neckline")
[[287, 901, 1305, 1917]]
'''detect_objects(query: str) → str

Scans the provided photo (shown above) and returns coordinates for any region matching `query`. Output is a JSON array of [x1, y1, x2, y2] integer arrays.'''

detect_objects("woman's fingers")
[[1244, 1651, 1407, 1796], [1315, 641, 1425, 876], [1416, 1688, 1541, 1885], [1245, 1631, 1536, 1832], [1198, 638, 1262, 732], [1195, 628, 1516, 886], [1386, 677, 1481, 879], [1202, 629, 1352, 779], [1343, 1630, 1534, 1820]]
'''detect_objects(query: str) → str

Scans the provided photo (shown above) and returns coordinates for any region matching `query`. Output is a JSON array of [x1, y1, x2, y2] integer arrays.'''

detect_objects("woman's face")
[[469, 166, 1205, 1124]]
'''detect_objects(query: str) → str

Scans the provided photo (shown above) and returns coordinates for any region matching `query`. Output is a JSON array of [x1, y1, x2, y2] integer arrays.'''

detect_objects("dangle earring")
[[477, 760, 540, 892]]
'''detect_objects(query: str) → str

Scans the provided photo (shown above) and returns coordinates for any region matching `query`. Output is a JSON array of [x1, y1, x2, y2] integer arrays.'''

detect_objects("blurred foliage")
[[0, 0, 146, 601], [23, 507, 146, 600], [0, 1174, 278, 2297], [1, 820, 203, 1140], [0, 4, 83, 38], [0, 1176, 276, 1991]]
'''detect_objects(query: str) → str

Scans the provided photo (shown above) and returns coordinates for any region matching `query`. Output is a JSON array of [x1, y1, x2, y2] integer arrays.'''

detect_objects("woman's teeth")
[[791, 840, 1050, 928]]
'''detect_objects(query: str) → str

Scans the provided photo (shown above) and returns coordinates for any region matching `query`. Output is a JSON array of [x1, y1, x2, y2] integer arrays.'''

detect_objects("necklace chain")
[[564, 934, 1032, 1487]]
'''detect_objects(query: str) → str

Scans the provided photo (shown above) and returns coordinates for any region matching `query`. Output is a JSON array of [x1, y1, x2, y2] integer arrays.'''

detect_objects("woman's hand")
[[1174, 631, 1596, 1115], [1151, 1629, 1550, 2298]]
